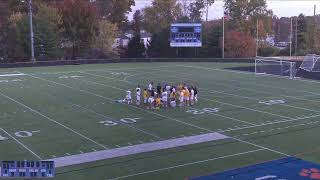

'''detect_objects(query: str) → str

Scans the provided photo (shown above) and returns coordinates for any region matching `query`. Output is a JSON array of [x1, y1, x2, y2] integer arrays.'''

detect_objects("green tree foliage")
[[189, 0, 205, 22], [95, 0, 135, 25], [189, 0, 215, 22], [143, 0, 182, 34], [93, 20, 118, 58], [126, 10, 146, 58], [200, 20, 222, 57], [296, 14, 307, 53], [60, 0, 98, 59], [224, 0, 272, 37], [0, 12, 28, 61], [33, 2, 63, 60]]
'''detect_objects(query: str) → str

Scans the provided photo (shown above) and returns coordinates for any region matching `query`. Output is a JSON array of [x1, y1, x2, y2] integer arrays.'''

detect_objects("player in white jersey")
[[148, 82, 153, 92], [136, 85, 141, 105], [179, 90, 184, 107], [126, 90, 132, 104], [190, 87, 195, 106], [161, 91, 168, 107]]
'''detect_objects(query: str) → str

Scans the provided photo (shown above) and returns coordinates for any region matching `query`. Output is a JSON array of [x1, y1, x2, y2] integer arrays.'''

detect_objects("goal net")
[[255, 57, 296, 79], [299, 54, 320, 72]]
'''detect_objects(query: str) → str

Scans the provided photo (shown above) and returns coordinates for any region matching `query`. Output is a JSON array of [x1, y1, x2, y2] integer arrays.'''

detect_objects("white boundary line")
[[70, 73, 294, 121], [0, 91, 108, 149], [0, 128, 42, 159], [49, 132, 229, 167], [146, 66, 320, 114], [219, 114, 320, 133], [25, 73, 290, 157], [107, 149, 265, 180], [175, 64, 320, 86]]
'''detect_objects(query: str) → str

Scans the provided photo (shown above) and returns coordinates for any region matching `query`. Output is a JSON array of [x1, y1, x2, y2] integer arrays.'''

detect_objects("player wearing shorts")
[[155, 95, 161, 109], [161, 91, 168, 108], [143, 89, 148, 104], [126, 90, 132, 104], [136, 85, 141, 105], [190, 87, 195, 106], [179, 89, 184, 107], [194, 87, 198, 102], [184, 87, 190, 106]]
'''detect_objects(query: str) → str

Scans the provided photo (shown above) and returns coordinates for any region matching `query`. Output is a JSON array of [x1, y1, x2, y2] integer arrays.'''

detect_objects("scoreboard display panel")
[[170, 23, 202, 47], [1, 160, 54, 178]]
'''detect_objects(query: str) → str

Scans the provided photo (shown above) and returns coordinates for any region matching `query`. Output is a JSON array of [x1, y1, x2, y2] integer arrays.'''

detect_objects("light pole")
[[22, 0, 35, 63]]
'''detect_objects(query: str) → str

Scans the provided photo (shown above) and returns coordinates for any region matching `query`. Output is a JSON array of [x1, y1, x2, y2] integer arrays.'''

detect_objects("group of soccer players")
[[121, 82, 198, 109]]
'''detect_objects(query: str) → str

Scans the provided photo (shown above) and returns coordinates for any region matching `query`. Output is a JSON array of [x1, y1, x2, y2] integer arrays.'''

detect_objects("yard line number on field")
[[99, 118, 140, 126], [0, 130, 40, 141]]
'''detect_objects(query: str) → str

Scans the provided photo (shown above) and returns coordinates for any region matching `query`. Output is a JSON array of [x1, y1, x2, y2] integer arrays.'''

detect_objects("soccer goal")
[[255, 57, 296, 79], [299, 54, 320, 72]]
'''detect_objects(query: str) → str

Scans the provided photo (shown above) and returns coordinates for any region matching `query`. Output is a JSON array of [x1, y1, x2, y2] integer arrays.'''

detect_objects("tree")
[[189, 0, 215, 22], [95, 0, 135, 25], [59, 0, 98, 59], [224, 0, 272, 37], [225, 30, 256, 58], [126, 10, 146, 58], [33, 2, 63, 60], [189, 0, 205, 22], [92, 20, 118, 58], [200, 20, 222, 57], [296, 14, 307, 53], [143, 0, 183, 34], [0, 12, 28, 62]]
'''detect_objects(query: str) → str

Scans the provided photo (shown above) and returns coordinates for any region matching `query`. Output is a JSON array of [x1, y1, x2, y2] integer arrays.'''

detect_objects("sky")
[[129, 0, 320, 20]]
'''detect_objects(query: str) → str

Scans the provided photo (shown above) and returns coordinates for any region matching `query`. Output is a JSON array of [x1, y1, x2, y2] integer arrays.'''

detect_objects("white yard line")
[[234, 120, 320, 138], [0, 128, 41, 159], [79, 71, 132, 84], [176, 64, 320, 87], [71, 103, 162, 139], [219, 114, 320, 133], [0, 90, 108, 150], [202, 88, 320, 114], [27, 74, 290, 158], [0, 73, 26, 77], [72, 73, 294, 121], [107, 149, 265, 180], [48, 132, 229, 167]]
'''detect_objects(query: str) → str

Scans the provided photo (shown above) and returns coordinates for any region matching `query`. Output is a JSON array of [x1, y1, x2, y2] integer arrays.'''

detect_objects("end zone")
[[189, 157, 320, 180]]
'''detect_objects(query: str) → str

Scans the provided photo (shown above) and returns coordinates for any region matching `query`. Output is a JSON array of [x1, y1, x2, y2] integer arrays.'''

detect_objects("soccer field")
[[1, 62, 320, 179]]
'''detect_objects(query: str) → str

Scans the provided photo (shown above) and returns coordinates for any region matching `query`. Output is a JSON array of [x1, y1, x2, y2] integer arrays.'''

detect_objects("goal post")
[[255, 57, 296, 79], [299, 54, 320, 72]]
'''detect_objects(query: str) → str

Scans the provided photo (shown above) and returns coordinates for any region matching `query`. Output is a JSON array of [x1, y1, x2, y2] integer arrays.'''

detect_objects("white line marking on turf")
[[76, 73, 294, 122], [0, 73, 26, 77], [71, 103, 162, 139], [48, 132, 229, 167], [79, 71, 132, 84], [0, 128, 41, 159], [60, 74, 277, 130], [27, 74, 289, 157], [153, 66, 320, 113], [188, 107, 256, 126], [219, 114, 320, 133], [0, 90, 108, 150], [107, 149, 265, 180]]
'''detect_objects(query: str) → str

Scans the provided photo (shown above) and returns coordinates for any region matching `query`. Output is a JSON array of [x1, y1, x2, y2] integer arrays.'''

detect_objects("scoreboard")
[[170, 23, 202, 47], [1, 161, 54, 178]]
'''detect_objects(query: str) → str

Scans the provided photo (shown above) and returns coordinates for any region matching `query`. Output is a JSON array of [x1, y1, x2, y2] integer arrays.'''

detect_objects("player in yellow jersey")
[[184, 87, 190, 106], [143, 89, 148, 104], [155, 95, 161, 109], [179, 88, 184, 107]]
